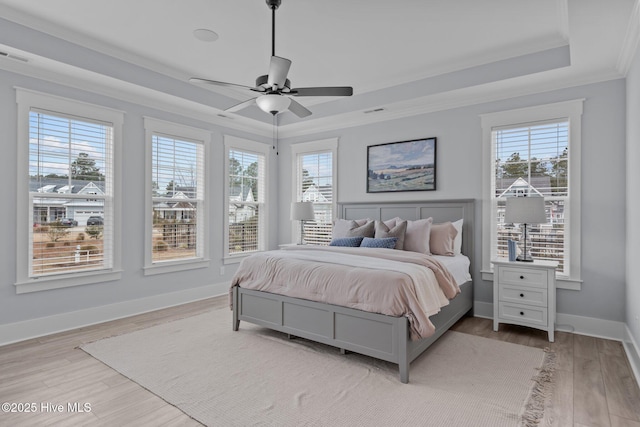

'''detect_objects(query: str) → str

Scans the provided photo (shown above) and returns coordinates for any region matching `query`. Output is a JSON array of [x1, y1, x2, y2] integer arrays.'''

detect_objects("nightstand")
[[492, 258, 558, 342]]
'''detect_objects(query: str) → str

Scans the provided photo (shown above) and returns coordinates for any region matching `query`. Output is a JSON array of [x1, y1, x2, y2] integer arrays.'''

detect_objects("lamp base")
[[516, 223, 535, 262], [298, 220, 305, 245]]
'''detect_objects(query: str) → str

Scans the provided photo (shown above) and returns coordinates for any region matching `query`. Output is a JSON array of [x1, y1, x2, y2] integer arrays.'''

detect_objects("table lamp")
[[504, 196, 546, 262], [290, 201, 315, 245]]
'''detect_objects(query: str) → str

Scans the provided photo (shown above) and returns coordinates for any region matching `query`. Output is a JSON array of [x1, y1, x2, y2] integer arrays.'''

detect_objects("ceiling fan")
[[189, 0, 353, 118]]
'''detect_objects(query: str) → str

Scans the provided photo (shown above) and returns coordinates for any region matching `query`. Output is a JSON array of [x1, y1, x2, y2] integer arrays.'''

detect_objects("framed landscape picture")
[[367, 137, 437, 193]]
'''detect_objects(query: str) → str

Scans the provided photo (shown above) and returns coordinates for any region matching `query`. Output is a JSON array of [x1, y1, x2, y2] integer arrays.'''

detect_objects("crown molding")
[[0, 35, 624, 143], [0, 50, 273, 138], [277, 69, 623, 139], [617, 0, 640, 76]]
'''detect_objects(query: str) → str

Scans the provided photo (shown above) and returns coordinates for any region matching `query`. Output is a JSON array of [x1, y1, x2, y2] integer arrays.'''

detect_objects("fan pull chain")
[[272, 113, 279, 155]]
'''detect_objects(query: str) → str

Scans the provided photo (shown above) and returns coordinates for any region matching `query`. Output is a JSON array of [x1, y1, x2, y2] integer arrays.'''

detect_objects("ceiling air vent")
[[363, 108, 385, 114]]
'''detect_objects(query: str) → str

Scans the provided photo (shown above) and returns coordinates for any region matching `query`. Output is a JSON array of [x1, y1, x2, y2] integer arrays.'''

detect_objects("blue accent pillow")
[[330, 236, 365, 247], [360, 237, 398, 249]]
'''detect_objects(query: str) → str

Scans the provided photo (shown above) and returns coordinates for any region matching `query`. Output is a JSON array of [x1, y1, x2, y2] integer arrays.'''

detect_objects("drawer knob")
[[520, 311, 525, 316], [520, 275, 524, 279], [519, 293, 524, 298]]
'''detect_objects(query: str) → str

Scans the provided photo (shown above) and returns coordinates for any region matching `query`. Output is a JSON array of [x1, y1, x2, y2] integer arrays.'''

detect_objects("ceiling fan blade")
[[291, 86, 353, 97], [267, 56, 292, 89], [190, 77, 267, 93], [287, 98, 312, 118], [225, 98, 257, 113]]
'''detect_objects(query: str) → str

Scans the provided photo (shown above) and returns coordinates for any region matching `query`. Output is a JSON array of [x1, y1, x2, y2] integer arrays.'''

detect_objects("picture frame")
[[367, 137, 437, 193]]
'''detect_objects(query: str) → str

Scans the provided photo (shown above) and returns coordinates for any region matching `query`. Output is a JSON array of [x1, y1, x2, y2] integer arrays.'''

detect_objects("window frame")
[[143, 117, 210, 275], [15, 88, 124, 294], [480, 99, 583, 290], [290, 138, 338, 245], [223, 135, 270, 263]]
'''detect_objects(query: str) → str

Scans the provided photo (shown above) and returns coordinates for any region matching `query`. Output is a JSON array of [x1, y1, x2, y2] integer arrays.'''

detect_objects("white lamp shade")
[[256, 94, 291, 114], [505, 196, 547, 224], [290, 201, 315, 221]]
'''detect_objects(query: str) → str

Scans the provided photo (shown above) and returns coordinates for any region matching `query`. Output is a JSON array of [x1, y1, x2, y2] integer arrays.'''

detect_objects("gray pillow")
[[332, 218, 372, 238], [346, 220, 375, 237], [374, 220, 407, 250]]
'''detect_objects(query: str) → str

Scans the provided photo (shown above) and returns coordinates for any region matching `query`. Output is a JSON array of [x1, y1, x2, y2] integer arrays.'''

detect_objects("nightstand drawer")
[[492, 259, 558, 342], [498, 266, 548, 288], [499, 302, 548, 327], [499, 284, 548, 307]]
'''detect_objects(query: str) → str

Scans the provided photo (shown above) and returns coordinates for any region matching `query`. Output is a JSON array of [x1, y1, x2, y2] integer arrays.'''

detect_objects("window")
[[144, 118, 209, 274], [16, 89, 123, 293], [481, 100, 583, 287], [291, 139, 338, 245], [494, 122, 568, 266], [224, 136, 269, 260]]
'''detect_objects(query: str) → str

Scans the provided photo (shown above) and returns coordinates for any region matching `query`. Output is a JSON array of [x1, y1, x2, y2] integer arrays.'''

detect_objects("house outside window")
[[291, 138, 338, 245], [224, 136, 269, 260], [16, 89, 123, 293], [143, 117, 209, 275], [481, 100, 583, 287]]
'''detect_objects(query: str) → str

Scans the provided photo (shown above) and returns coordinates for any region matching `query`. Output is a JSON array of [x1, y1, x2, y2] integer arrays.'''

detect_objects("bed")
[[231, 200, 475, 383]]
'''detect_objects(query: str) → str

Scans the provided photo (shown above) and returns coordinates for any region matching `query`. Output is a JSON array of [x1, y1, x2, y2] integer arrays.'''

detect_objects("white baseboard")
[[555, 312, 626, 340], [0, 281, 231, 347], [472, 300, 626, 341], [624, 326, 640, 384], [473, 300, 639, 383]]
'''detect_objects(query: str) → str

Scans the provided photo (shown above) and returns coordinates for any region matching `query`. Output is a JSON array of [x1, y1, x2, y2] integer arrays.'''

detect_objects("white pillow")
[[452, 219, 463, 255], [392, 216, 433, 254]]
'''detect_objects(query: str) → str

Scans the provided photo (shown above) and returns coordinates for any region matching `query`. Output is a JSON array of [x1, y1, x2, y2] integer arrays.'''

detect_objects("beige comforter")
[[230, 246, 461, 340]]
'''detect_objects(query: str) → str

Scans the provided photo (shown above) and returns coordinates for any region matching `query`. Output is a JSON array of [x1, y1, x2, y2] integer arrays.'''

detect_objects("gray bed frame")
[[232, 199, 475, 383]]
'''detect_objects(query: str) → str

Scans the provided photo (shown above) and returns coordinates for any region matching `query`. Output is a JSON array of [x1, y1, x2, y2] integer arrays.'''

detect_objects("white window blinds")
[[29, 109, 114, 276], [228, 148, 265, 254], [151, 133, 204, 263], [492, 120, 569, 274], [296, 151, 333, 245]]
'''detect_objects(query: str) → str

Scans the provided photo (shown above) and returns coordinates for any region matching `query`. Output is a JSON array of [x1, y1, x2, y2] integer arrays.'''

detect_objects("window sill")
[[144, 258, 210, 276], [223, 252, 262, 265], [480, 270, 582, 290], [15, 269, 123, 294]]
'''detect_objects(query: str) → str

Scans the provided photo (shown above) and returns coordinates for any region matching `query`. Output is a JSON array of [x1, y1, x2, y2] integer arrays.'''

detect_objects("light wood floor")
[[1, 296, 639, 427], [450, 316, 640, 427]]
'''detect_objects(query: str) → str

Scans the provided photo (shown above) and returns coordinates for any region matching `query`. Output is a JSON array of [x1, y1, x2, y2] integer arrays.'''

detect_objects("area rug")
[[81, 308, 554, 427]]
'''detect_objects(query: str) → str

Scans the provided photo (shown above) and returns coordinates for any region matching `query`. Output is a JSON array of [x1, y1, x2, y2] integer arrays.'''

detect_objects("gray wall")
[[0, 69, 277, 326], [0, 67, 629, 332], [279, 79, 627, 323], [626, 41, 640, 350]]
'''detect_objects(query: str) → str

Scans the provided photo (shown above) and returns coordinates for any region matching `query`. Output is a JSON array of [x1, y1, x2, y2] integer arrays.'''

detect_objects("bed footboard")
[[232, 286, 411, 382], [232, 284, 472, 383]]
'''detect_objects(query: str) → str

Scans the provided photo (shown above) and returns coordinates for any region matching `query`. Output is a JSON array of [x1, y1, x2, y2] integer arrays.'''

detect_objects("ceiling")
[[0, 0, 636, 136]]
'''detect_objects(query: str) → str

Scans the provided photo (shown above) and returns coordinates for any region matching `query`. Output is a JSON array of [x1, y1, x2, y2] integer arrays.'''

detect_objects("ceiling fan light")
[[256, 94, 290, 114]]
